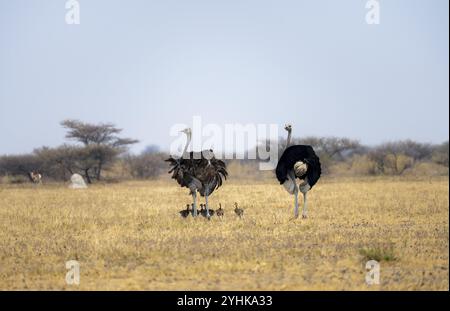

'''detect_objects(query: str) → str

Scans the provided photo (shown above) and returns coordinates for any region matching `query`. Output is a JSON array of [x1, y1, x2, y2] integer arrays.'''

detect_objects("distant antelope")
[[216, 203, 224, 218], [179, 204, 191, 218], [234, 202, 244, 218], [29, 171, 42, 184]]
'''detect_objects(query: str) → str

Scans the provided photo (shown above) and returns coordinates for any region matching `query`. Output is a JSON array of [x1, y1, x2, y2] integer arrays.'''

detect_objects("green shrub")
[[359, 244, 397, 262]]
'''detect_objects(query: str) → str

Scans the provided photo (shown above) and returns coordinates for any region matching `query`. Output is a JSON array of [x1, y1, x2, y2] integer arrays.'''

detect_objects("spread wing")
[[166, 150, 228, 195]]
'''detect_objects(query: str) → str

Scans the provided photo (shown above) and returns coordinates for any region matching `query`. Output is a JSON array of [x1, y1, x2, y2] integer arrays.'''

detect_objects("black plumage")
[[179, 204, 191, 218], [275, 145, 321, 188]]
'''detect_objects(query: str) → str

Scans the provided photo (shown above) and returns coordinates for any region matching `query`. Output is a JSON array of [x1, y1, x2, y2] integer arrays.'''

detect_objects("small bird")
[[199, 204, 207, 218], [179, 204, 191, 218], [200, 204, 215, 218], [234, 202, 244, 218], [216, 203, 224, 218], [199, 203, 205, 215]]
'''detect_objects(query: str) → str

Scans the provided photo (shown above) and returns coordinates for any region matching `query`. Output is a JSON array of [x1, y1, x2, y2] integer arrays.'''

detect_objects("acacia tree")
[[60, 120, 138, 182]]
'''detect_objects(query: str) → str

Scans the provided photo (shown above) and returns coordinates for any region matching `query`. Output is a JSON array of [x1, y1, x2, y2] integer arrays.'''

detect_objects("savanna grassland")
[[0, 176, 448, 290]]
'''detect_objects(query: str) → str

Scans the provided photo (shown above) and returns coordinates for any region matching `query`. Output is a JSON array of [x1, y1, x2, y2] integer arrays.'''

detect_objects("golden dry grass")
[[0, 176, 448, 290]]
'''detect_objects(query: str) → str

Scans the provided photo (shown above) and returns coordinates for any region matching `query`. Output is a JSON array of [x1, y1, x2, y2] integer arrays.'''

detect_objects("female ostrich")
[[275, 124, 321, 219], [166, 128, 228, 218]]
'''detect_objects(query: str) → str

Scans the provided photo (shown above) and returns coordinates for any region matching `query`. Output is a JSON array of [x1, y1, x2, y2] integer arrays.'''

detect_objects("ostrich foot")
[[290, 214, 300, 221], [302, 214, 307, 219]]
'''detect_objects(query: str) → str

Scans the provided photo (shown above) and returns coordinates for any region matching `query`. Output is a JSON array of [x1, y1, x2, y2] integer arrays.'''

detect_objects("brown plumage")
[[216, 203, 224, 218], [234, 202, 244, 218], [166, 150, 228, 197]]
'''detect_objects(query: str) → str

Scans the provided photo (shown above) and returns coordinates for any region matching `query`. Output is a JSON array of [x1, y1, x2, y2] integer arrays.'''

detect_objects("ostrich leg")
[[288, 171, 299, 219], [205, 190, 211, 220], [299, 181, 310, 219], [293, 187, 300, 219], [302, 192, 308, 219]]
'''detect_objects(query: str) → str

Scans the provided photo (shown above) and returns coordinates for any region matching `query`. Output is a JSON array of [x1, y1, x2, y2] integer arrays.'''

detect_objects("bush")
[[403, 162, 449, 177], [382, 153, 414, 175], [360, 244, 397, 262], [432, 141, 449, 167], [350, 155, 378, 175], [125, 153, 168, 179]]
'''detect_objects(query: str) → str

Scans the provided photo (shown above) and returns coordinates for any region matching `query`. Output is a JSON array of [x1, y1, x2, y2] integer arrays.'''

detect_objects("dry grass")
[[0, 176, 448, 290]]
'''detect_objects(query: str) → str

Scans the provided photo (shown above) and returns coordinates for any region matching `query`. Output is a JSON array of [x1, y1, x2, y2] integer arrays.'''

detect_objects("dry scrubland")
[[0, 176, 448, 290]]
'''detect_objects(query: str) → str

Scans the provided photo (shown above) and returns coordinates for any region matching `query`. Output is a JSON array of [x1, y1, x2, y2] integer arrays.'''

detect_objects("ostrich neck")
[[182, 134, 191, 155], [286, 130, 292, 150]]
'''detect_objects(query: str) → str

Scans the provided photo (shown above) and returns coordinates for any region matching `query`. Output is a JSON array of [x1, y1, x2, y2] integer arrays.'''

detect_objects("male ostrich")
[[275, 124, 321, 219], [166, 128, 228, 218]]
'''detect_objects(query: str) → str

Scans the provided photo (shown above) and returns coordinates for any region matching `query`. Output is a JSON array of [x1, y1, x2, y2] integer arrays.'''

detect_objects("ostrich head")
[[180, 128, 192, 137], [284, 124, 293, 148]]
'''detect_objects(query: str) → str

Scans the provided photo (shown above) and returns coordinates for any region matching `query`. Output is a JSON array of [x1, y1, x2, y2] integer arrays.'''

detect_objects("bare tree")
[[432, 141, 449, 167], [368, 140, 434, 175]]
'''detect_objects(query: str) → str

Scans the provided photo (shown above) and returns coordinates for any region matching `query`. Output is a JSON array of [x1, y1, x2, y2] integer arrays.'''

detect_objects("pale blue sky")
[[0, 0, 448, 154]]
